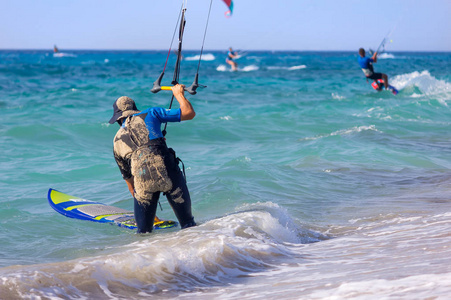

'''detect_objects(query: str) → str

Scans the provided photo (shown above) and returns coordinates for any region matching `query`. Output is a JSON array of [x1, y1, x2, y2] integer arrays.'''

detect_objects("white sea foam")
[[410, 93, 423, 98], [226, 212, 451, 299], [53, 53, 76, 58], [330, 125, 380, 136], [289, 65, 307, 70], [267, 65, 307, 71], [378, 53, 395, 59], [300, 125, 380, 141], [240, 65, 259, 72], [1, 204, 450, 300], [332, 93, 345, 100], [216, 64, 259, 72], [184, 53, 215, 61], [391, 70, 451, 104], [0, 203, 325, 298], [216, 64, 228, 71]]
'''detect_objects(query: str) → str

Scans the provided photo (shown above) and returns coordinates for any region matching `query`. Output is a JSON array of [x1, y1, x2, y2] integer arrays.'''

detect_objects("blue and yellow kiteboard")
[[47, 188, 177, 230]]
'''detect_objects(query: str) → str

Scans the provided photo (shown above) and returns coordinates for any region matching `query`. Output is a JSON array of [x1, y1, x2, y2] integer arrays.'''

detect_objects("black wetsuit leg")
[[134, 192, 160, 233], [368, 72, 383, 80], [164, 150, 196, 229]]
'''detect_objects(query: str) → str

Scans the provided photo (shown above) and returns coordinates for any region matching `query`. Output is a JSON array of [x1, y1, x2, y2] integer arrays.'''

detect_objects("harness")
[[123, 117, 187, 181], [362, 63, 375, 77]]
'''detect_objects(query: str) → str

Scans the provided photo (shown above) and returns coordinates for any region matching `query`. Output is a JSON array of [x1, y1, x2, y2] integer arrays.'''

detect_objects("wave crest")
[[392, 70, 451, 103], [0, 202, 326, 298]]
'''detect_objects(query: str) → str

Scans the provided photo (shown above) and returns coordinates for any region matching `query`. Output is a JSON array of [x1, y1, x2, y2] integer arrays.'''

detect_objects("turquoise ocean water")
[[1, 50, 450, 299]]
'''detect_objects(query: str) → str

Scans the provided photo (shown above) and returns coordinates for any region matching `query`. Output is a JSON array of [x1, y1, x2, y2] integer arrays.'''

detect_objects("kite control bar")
[[151, 72, 204, 95]]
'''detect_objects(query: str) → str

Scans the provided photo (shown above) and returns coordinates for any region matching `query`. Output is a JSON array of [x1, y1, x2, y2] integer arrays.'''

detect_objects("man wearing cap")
[[109, 84, 196, 233]]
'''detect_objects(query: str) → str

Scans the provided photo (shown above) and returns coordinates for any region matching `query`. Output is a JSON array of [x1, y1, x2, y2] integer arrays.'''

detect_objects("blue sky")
[[1, 0, 450, 51]]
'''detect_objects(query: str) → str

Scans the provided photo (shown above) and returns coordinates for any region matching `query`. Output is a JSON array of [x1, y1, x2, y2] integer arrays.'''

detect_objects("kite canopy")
[[222, 0, 233, 17]]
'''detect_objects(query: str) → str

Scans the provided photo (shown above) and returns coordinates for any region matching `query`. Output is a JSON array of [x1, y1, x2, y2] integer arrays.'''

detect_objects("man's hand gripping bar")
[[151, 72, 205, 95]]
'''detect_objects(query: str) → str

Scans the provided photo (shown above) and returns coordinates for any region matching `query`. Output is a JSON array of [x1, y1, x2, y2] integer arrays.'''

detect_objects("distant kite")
[[222, 0, 233, 17]]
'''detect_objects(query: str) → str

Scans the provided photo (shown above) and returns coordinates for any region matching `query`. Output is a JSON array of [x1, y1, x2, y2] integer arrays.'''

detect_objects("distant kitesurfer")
[[53, 45, 59, 53], [226, 47, 238, 71], [358, 48, 390, 90], [109, 84, 196, 233]]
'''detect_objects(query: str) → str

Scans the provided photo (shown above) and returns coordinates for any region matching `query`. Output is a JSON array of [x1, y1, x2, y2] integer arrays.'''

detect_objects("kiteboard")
[[47, 188, 177, 230], [371, 79, 398, 95]]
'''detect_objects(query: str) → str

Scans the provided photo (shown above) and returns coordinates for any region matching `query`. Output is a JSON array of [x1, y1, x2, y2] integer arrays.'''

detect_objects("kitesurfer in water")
[[226, 47, 238, 71], [358, 48, 390, 90], [109, 84, 196, 233]]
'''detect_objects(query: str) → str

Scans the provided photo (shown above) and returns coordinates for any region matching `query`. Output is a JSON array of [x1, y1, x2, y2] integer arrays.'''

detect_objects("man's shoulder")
[[113, 127, 126, 143], [113, 127, 134, 157], [358, 56, 372, 66], [134, 106, 180, 123], [137, 107, 165, 115]]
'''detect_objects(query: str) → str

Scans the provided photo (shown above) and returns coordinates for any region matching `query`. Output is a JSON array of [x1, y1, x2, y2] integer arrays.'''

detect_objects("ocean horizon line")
[[1, 48, 450, 53]]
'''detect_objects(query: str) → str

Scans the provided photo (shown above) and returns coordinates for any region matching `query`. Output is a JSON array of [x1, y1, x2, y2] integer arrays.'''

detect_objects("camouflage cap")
[[109, 96, 140, 124]]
